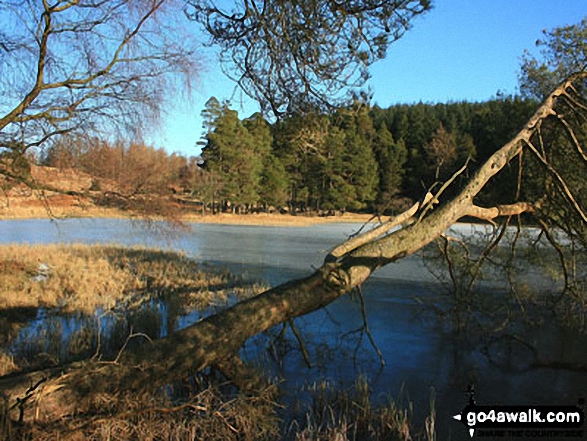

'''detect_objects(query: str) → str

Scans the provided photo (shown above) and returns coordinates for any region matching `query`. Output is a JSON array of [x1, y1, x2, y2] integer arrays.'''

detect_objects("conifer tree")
[[373, 124, 407, 212], [259, 154, 289, 210], [201, 104, 259, 210]]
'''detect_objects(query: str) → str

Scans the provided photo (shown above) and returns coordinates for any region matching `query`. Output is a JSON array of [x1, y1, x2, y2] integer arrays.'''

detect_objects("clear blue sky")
[[146, 0, 586, 157]]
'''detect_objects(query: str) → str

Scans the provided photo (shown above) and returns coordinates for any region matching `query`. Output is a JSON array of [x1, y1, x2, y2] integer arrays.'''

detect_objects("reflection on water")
[[1, 218, 586, 440]]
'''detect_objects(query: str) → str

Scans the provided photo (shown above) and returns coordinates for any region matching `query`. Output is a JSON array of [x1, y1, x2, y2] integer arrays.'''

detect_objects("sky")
[[145, 0, 587, 157]]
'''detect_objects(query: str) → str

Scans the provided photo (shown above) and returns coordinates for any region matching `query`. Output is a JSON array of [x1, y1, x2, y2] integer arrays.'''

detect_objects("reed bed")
[[0, 244, 252, 313]]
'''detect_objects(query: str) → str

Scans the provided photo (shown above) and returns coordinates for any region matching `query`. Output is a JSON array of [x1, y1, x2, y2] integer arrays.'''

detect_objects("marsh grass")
[[0, 244, 256, 313], [289, 377, 432, 441], [14, 384, 282, 441], [0, 244, 265, 374], [6, 377, 432, 441], [0, 352, 18, 376], [0, 245, 431, 440]]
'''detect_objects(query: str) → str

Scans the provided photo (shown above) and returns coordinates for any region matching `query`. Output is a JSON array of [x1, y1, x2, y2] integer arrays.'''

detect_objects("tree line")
[[39, 95, 540, 215], [198, 95, 538, 214]]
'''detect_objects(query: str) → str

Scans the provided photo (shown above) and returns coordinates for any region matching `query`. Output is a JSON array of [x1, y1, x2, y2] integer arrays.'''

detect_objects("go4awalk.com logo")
[[453, 387, 585, 438]]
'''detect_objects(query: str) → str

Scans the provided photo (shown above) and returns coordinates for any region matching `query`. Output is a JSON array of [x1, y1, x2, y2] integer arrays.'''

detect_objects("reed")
[[0, 244, 254, 313]]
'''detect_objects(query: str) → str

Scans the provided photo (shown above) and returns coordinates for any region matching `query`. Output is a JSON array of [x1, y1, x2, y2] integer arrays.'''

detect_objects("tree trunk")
[[1, 73, 585, 424]]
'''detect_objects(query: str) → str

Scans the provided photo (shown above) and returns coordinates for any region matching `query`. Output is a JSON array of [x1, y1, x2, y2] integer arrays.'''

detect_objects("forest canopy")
[[39, 96, 538, 216]]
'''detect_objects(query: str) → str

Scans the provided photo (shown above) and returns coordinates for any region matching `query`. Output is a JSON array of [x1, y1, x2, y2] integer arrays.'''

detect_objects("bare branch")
[[524, 138, 587, 224], [325, 192, 433, 262], [417, 157, 471, 223], [0, 0, 52, 131], [556, 114, 587, 164], [0, 0, 199, 155], [466, 202, 536, 223], [288, 319, 312, 368]]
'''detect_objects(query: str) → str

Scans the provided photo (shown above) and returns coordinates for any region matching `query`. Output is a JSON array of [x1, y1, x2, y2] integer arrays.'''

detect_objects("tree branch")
[[466, 202, 535, 223], [0, 0, 52, 131], [325, 192, 433, 262]]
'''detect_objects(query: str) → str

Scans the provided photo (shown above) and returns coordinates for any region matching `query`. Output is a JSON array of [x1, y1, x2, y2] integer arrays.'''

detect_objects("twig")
[[465, 219, 509, 295], [556, 114, 587, 165], [288, 319, 312, 368], [537, 219, 573, 304], [355, 286, 385, 367], [112, 330, 153, 364], [10, 377, 47, 424], [417, 157, 470, 223], [524, 138, 587, 224]]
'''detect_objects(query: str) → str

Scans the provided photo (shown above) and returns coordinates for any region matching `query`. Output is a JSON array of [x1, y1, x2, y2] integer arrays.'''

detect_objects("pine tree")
[[259, 154, 289, 210], [373, 124, 407, 212], [201, 104, 259, 210]]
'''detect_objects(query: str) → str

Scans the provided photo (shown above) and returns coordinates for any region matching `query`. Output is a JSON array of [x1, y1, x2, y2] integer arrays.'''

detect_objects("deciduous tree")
[[0, 0, 198, 187]]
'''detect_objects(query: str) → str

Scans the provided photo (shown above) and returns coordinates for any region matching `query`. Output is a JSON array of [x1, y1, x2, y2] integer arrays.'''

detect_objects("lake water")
[[1, 218, 585, 440]]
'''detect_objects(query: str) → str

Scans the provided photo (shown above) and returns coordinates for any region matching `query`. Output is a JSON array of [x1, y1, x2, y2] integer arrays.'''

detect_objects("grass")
[[12, 384, 282, 441], [289, 377, 434, 441], [4, 377, 434, 441], [0, 353, 18, 377], [0, 192, 376, 225], [0, 244, 265, 374], [0, 244, 434, 440], [0, 244, 134, 313], [0, 244, 258, 313], [0, 195, 125, 220]]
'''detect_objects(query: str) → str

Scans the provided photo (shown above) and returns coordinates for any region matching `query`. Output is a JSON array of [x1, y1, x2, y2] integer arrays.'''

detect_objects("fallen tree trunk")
[[1, 73, 586, 424]]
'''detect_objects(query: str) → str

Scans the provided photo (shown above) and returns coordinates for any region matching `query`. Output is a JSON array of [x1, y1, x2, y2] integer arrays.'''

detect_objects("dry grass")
[[0, 193, 376, 225], [0, 244, 265, 375], [0, 193, 125, 220], [290, 377, 430, 441], [14, 384, 281, 441], [0, 244, 131, 312], [4, 376, 433, 441], [0, 353, 18, 377], [180, 212, 376, 227], [0, 244, 254, 314]]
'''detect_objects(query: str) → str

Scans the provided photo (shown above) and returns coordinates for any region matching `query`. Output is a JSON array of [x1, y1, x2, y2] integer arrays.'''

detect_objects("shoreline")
[[0, 204, 378, 227], [180, 211, 377, 226]]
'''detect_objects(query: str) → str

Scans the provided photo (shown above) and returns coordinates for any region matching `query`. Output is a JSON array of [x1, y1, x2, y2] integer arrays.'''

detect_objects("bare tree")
[[2, 72, 586, 424], [424, 123, 458, 180], [0, 0, 199, 184]]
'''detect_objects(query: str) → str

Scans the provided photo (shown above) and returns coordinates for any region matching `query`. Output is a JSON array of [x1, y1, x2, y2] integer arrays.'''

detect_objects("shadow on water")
[[0, 218, 586, 440], [4, 280, 254, 374]]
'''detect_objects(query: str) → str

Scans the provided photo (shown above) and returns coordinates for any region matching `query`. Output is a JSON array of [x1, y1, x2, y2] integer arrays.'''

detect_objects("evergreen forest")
[[43, 95, 540, 215]]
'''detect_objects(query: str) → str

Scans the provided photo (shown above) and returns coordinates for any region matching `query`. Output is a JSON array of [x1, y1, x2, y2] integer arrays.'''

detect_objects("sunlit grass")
[[0, 244, 265, 315], [0, 244, 267, 376], [0, 352, 18, 377]]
